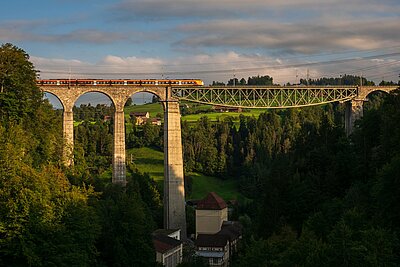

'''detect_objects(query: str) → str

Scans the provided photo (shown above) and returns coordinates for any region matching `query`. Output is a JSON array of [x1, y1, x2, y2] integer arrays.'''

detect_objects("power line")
[[39, 51, 400, 77], [37, 45, 400, 70]]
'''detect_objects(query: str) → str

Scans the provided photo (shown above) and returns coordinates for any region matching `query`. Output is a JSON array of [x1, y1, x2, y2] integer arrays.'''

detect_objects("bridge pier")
[[63, 108, 74, 166], [163, 99, 187, 238], [113, 109, 126, 184], [345, 100, 364, 136]]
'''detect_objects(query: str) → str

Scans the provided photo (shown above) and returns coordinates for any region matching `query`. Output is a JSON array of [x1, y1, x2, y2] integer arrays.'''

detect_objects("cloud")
[[0, 19, 160, 44], [32, 55, 165, 79], [175, 18, 400, 54], [32, 51, 400, 86], [0, 28, 150, 44], [110, 0, 399, 20]]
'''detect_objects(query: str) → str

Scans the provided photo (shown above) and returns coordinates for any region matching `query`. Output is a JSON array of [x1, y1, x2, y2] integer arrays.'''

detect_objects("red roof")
[[197, 192, 227, 210], [153, 234, 182, 253]]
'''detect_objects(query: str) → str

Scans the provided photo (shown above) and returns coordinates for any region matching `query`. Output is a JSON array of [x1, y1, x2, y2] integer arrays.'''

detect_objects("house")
[[103, 115, 111, 122], [196, 192, 228, 237], [219, 221, 242, 255], [153, 229, 183, 267], [213, 105, 242, 113], [194, 192, 242, 267], [196, 233, 230, 267], [145, 117, 162, 126], [130, 112, 150, 125]]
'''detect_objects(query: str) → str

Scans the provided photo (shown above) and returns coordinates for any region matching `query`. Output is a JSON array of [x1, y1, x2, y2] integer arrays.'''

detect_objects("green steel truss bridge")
[[171, 86, 359, 108]]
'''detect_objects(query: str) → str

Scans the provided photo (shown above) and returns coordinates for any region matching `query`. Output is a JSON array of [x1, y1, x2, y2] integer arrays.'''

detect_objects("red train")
[[37, 79, 204, 86]]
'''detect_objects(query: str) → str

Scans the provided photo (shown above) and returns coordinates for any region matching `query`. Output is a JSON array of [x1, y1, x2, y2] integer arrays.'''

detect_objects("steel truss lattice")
[[171, 86, 359, 108]]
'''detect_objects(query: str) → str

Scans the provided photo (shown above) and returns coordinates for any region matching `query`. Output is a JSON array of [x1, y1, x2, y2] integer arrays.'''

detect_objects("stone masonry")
[[41, 85, 186, 237]]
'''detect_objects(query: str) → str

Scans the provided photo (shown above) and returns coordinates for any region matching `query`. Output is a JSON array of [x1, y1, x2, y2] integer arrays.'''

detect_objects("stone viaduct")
[[41, 84, 398, 238], [42, 85, 186, 237], [344, 86, 398, 136]]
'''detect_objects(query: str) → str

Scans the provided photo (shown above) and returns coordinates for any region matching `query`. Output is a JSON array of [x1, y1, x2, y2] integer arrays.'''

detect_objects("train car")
[[37, 79, 204, 86]]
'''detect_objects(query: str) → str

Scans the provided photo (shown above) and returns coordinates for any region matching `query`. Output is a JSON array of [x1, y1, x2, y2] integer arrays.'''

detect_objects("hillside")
[[124, 101, 269, 123], [128, 147, 244, 201]]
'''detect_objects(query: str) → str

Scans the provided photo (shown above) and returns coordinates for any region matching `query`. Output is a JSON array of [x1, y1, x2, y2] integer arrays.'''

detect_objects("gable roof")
[[153, 234, 182, 254], [197, 192, 227, 210], [130, 112, 149, 117], [220, 222, 243, 241], [195, 233, 229, 248]]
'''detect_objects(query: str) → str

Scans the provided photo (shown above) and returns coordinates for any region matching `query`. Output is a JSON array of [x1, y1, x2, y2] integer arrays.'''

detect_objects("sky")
[[1, 0, 400, 106]]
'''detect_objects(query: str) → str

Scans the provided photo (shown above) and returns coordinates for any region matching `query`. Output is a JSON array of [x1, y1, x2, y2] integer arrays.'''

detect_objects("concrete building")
[[195, 192, 242, 267], [196, 192, 228, 237], [153, 229, 183, 267]]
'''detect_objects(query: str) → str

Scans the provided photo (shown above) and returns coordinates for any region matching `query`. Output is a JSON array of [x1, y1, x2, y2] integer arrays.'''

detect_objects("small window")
[[212, 257, 220, 264]]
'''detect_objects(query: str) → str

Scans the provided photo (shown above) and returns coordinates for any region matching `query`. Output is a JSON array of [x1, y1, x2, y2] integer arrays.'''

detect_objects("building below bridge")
[[195, 192, 242, 267], [130, 111, 162, 125], [153, 229, 183, 267], [213, 105, 242, 113], [130, 112, 150, 125]]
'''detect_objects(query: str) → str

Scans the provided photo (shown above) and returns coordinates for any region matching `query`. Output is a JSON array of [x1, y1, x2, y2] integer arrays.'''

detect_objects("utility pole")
[[68, 66, 71, 88], [233, 70, 236, 87], [306, 69, 309, 85]]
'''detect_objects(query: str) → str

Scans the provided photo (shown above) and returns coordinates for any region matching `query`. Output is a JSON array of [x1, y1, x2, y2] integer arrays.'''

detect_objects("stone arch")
[[345, 86, 399, 136], [138, 88, 165, 101], [42, 91, 66, 110], [71, 90, 117, 110], [122, 87, 167, 108], [358, 86, 397, 101], [124, 90, 164, 159], [39, 85, 186, 234], [364, 89, 391, 101]]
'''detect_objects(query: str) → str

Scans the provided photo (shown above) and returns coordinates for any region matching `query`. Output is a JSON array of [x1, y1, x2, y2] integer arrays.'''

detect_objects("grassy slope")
[[123, 103, 260, 200], [127, 147, 164, 183], [128, 146, 243, 201], [186, 172, 242, 201], [124, 102, 268, 123], [181, 109, 267, 122], [124, 103, 163, 119]]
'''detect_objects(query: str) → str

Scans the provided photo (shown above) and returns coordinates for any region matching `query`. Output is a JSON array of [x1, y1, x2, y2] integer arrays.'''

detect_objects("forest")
[[0, 44, 161, 266], [1, 42, 400, 266]]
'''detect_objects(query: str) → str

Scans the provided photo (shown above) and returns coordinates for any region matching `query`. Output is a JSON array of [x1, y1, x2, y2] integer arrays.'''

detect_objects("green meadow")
[[186, 172, 243, 201], [124, 103, 163, 119], [181, 109, 268, 123], [128, 146, 244, 201], [127, 147, 164, 183], [124, 101, 269, 123]]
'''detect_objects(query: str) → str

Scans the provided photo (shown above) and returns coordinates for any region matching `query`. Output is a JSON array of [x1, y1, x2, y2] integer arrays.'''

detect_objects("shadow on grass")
[[134, 157, 163, 166]]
